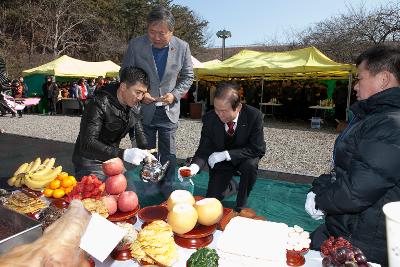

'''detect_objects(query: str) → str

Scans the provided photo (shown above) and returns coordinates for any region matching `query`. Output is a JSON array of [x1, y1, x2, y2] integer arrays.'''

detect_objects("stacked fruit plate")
[[101, 158, 139, 223], [162, 190, 224, 249], [43, 172, 77, 199], [65, 175, 105, 202], [51, 175, 106, 214], [285, 225, 311, 266]]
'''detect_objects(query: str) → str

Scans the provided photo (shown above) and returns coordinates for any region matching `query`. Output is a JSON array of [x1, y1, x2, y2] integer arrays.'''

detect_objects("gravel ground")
[[0, 114, 338, 177]]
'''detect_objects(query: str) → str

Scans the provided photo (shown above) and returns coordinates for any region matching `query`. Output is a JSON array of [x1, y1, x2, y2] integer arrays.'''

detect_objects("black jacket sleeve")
[[78, 99, 124, 161], [134, 118, 148, 149]]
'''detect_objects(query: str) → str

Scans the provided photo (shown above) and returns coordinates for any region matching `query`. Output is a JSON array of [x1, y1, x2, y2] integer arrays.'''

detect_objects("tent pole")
[[260, 77, 264, 111], [346, 73, 353, 122]]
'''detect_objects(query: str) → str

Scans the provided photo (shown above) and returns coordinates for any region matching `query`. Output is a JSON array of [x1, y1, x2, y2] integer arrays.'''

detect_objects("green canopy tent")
[[22, 55, 120, 96]]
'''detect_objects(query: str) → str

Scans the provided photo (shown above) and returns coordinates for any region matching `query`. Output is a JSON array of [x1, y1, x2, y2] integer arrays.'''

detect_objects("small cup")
[[383, 201, 400, 267]]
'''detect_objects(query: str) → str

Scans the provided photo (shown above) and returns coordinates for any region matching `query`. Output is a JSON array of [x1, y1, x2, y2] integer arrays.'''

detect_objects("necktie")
[[227, 121, 235, 136]]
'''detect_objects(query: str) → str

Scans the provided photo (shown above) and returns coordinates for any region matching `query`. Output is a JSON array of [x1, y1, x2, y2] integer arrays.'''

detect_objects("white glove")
[[178, 164, 200, 180], [208, 151, 231, 169], [123, 148, 156, 165], [305, 191, 325, 220]]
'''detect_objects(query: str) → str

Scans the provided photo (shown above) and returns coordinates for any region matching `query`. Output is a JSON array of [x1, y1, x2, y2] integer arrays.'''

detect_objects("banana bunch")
[[8, 157, 62, 191]]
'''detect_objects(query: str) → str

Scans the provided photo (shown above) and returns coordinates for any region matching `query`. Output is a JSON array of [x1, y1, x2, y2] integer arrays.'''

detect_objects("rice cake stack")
[[216, 216, 289, 266], [130, 220, 178, 266], [3, 192, 47, 214]]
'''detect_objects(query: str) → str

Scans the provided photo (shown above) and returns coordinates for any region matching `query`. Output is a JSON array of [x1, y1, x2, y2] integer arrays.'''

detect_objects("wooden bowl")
[[107, 204, 140, 222], [286, 248, 309, 266], [174, 234, 214, 249], [51, 198, 69, 209], [174, 223, 216, 249], [175, 223, 216, 239], [138, 205, 168, 223], [111, 246, 132, 261]]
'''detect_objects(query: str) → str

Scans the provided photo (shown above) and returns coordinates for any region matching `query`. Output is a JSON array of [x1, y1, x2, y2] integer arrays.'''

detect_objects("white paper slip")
[[80, 213, 127, 262], [155, 101, 166, 106]]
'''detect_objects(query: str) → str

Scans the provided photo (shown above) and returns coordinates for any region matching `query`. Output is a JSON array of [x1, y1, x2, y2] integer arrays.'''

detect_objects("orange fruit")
[[43, 188, 54, 198], [68, 176, 77, 186], [53, 188, 65, 199], [49, 179, 61, 190], [61, 177, 73, 188], [64, 186, 73, 194], [57, 172, 69, 180]]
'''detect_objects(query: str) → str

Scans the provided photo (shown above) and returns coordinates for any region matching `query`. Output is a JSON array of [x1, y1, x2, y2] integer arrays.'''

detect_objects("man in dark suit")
[[182, 81, 266, 211]]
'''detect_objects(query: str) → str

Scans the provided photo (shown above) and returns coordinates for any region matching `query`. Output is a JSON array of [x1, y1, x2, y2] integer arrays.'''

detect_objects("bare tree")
[[0, 0, 210, 76], [296, 1, 400, 62], [37, 0, 92, 57]]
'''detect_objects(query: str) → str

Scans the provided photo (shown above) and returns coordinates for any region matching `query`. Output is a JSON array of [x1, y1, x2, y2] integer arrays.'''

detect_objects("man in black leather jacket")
[[72, 67, 155, 180], [306, 45, 400, 266]]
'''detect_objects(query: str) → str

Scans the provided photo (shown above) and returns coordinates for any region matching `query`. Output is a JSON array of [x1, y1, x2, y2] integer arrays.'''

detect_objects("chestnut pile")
[[321, 237, 371, 267]]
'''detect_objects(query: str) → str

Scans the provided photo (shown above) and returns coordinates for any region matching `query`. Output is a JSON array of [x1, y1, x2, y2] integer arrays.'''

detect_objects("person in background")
[[11, 80, 23, 117], [182, 81, 266, 212], [72, 67, 155, 180], [209, 81, 217, 110], [333, 81, 349, 122], [77, 78, 88, 113], [69, 81, 78, 99], [0, 82, 16, 117], [305, 45, 400, 266], [121, 6, 194, 197], [0, 92, 16, 117], [18, 76, 28, 97], [60, 82, 70, 98], [87, 79, 96, 98], [96, 76, 105, 90], [245, 81, 257, 107], [48, 76, 59, 115], [42, 76, 51, 114], [179, 90, 189, 118]]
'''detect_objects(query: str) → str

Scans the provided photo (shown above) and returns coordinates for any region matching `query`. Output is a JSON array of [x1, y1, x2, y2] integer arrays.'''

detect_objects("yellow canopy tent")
[[195, 46, 355, 80], [195, 47, 356, 120], [23, 55, 120, 78], [202, 59, 221, 67]]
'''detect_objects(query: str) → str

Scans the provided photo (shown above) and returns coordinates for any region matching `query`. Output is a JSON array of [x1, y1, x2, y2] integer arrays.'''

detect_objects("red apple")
[[110, 194, 119, 201], [105, 174, 127, 195], [118, 191, 138, 212], [102, 195, 118, 215], [102, 158, 124, 176]]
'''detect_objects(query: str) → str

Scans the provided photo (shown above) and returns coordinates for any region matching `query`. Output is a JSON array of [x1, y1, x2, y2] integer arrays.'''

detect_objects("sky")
[[172, 0, 389, 47]]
